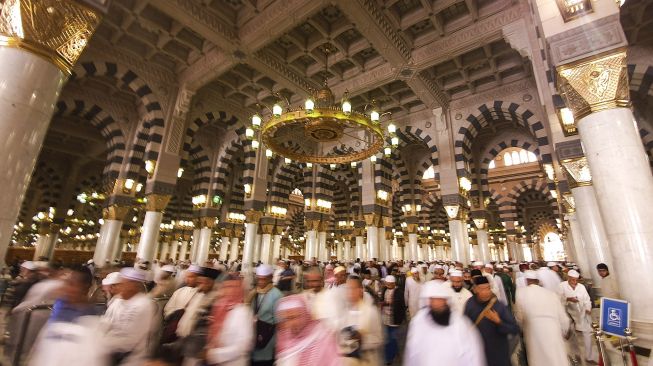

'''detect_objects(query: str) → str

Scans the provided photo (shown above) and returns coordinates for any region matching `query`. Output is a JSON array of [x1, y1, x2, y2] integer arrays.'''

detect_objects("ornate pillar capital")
[[102, 205, 130, 221], [145, 194, 171, 212], [0, 0, 107, 74], [305, 219, 320, 231], [557, 50, 630, 121], [260, 224, 274, 235], [363, 213, 383, 227], [245, 209, 263, 224], [406, 223, 418, 234], [197, 216, 216, 229]]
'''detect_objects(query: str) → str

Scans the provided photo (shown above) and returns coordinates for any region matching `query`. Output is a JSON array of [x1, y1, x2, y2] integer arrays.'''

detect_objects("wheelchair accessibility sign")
[[600, 298, 630, 338]]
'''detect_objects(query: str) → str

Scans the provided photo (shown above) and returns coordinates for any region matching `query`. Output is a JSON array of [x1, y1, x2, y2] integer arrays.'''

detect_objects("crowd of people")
[[2, 255, 621, 366]]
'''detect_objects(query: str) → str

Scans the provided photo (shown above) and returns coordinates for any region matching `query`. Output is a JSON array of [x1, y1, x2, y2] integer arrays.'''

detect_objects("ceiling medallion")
[[251, 48, 396, 164]]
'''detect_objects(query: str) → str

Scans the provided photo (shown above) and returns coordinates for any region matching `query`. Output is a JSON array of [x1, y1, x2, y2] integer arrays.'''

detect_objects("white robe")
[[403, 308, 486, 366], [404, 277, 422, 317], [337, 300, 384, 366], [204, 304, 255, 366], [514, 284, 570, 366], [536, 267, 561, 293], [558, 281, 592, 332], [163, 286, 198, 318], [445, 283, 472, 316], [29, 316, 108, 366], [102, 292, 156, 366], [176, 291, 206, 337]]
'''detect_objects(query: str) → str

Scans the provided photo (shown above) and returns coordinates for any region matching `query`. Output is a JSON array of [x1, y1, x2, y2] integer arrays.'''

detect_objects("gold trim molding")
[[0, 0, 103, 75], [145, 194, 171, 212], [557, 50, 631, 122]]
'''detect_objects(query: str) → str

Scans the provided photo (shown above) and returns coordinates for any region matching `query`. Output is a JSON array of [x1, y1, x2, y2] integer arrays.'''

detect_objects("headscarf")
[[208, 277, 244, 344], [275, 295, 340, 366]]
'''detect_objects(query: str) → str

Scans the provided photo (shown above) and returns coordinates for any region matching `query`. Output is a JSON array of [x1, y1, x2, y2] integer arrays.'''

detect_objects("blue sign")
[[600, 297, 630, 338]]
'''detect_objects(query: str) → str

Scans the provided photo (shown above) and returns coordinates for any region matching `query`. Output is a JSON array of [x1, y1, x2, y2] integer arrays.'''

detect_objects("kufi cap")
[[188, 264, 203, 274], [120, 267, 148, 282], [419, 264, 428, 268], [484, 264, 493, 269], [384, 275, 396, 283], [547, 262, 557, 267], [334, 266, 346, 274], [33, 261, 49, 269], [161, 265, 176, 273], [87, 259, 94, 264], [567, 270, 580, 278], [474, 276, 489, 285], [470, 269, 483, 277], [524, 270, 538, 280], [377, 261, 383, 265], [255, 264, 274, 277], [449, 270, 463, 277], [20, 261, 37, 270], [199, 267, 220, 280], [420, 281, 454, 299], [276, 296, 305, 313], [410, 268, 419, 274], [434, 264, 443, 269], [496, 264, 504, 269], [472, 261, 483, 267], [102, 272, 121, 286]]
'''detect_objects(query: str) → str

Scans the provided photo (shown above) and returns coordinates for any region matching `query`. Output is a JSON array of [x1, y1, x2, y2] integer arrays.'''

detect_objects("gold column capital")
[[385, 231, 393, 240], [363, 213, 382, 227], [199, 216, 216, 229], [0, 0, 104, 74], [273, 225, 284, 236], [305, 219, 320, 231], [260, 224, 274, 235], [406, 223, 418, 234], [233, 227, 244, 238], [224, 228, 234, 238], [557, 49, 630, 121], [560, 156, 593, 188], [102, 205, 130, 221], [145, 194, 171, 212], [352, 227, 364, 237], [245, 209, 263, 224]]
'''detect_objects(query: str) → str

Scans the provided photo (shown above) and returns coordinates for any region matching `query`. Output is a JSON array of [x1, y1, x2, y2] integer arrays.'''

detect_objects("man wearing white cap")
[[246, 264, 283, 366], [381, 275, 405, 365], [446, 270, 472, 316], [404, 268, 422, 318], [558, 270, 596, 364], [514, 270, 570, 366], [537, 262, 562, 293], [102, 267, 155, 366], [149, 264, 177, 298], [163, 264, 201, 318], [404, 281, 485, 365]]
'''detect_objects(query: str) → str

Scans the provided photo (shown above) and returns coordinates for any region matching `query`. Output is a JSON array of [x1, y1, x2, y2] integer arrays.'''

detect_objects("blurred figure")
[[464, 276, 519, 366], [29, 266, 105, 365], [404, 268, 422, 318], [10, 261, 41, 308], [380, 275, 405, 365], [202, 275, 254, 366], [246, 264, 283, 366], [101, 272, 122, 306], [536, 262, 562, 293], [302, 267, 332, 323], [102, 267, 155, 366], [558, 270, 596, 364], [149, 265, 177, 298], [514, 270, 570, 366], [404, 281, 485, 365], [275, 295, 341, 366], [275, 260, 295, 293], [164, 265, 201, 317], [337, 276, 383, 365]]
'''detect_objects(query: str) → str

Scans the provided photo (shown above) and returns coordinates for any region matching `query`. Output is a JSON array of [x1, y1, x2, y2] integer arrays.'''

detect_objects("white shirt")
[[558, 281, 592, 332], [176, 291, 206, 337], [164, 286, 198, 318], [102, 292, 155, 366], [205, 304, 255, 366], [445, 283, 473, 316], [404, 277, 422, 316], [403, 308, 486, 366], [337, 300, 384, 365]]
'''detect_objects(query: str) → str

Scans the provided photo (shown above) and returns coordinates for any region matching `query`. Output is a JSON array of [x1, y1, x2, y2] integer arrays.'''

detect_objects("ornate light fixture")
[[253, 47, 390, 164]]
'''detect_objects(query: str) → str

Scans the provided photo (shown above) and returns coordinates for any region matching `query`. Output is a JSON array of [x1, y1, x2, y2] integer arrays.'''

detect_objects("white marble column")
[[377, 227, 386, 261], [252, 234, 262, 264], [355, 235, 364, 260], [448, 220, 469, 264], [407, 233, 418, 261], [435, 245, 444, 260], [259, 232, 272, 264], [0, 48, 67, 265], [317, 231, 327, 262], [304, 230, 317, 261], [136, 211, 163, 263], [366, 226, 379, 260], [272, 234, 282, 261], [195, 227, 211, 265], [336, 241, 343, 260], [219, 236, 230, 261], [229, 237, 240, 263], [169, 240, 179, 261], [179, 240, 189, 261], [476, 230, 491, 263], [344, 240, 351, 261], [242, 221, 258, 276], [190, 228, 201, 262], [94, 219, 122, 265], [571, 184, 615, 288], [160, 241, 170, 261]]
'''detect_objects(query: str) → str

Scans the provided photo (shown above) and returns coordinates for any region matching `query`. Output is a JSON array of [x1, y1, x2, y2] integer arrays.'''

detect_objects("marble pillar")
[[317, 231, 327, 262], [195, 227, 212, 265], [170, 240, 179, 261], [407, 233, 418, 261], [344, 240, 351, 261], [272, 234, 282, 261], [476, 230, 491, 263], [229, 237, 240, 263], [377, 227, 386, 261], [260, 232, 272, 264], [305, 230, 317, 261], [190, 228, 201, 263], [179, 240, 189, 261], [242, 210, 262, 276], [136, 211, 163, 262], [571, 184, 615, 288], [565, 213, 592, 279], [366, 226, 379, 260], [219, 236, 230, 261], [355, 236, 364, 260], [160, 241, 170, 261], [435, 245, 444, 260], [448, 220, 468, 264]]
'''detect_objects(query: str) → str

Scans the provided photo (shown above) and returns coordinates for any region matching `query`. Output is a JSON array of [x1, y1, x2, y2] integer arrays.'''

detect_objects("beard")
[[452, 286, 462, 293], [464, 280, 473, 287], [429, 307, 451, 326]]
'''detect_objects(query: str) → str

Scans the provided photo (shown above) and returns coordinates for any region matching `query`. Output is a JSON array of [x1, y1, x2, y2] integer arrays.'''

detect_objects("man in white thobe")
[[404, 268, 422, 318], [404, 281, 486, 366], [102, 268, 155, 366], [514, 270, 570, 366], [558, 269, 597, 364], [483, 264, 508, 305], [537, 263, 562, 293], [445, 270, 472, 316], [163, 265, 201, 318]]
